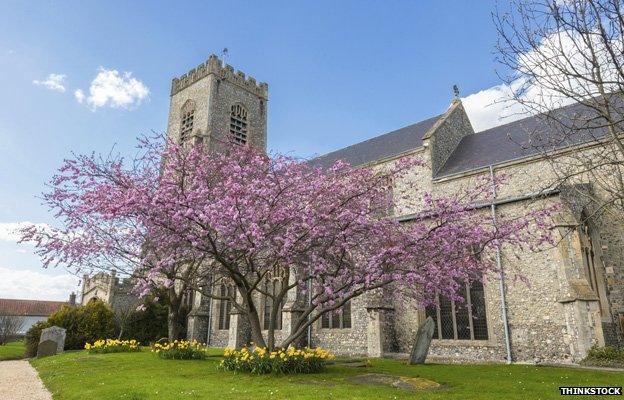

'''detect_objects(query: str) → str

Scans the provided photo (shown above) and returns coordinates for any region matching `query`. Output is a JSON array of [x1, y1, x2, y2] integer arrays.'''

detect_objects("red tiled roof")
[[0, 298, 67, 316]]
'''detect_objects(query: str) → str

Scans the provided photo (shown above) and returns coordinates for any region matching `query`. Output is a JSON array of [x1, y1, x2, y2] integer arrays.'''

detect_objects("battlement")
[[83, 271, 115, 289], [81, 271, 137, 306], [171, 54, 268, 99]]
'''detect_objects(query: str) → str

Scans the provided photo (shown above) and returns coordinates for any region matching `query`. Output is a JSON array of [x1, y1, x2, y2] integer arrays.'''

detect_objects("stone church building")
[[167, 55, 623, 364]]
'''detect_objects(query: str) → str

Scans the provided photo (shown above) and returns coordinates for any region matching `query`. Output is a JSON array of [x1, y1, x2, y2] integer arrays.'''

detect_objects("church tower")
[[166, 54, 268, 152]]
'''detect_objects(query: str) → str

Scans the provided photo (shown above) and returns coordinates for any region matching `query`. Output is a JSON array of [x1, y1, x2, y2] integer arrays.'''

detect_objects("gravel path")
[[0, 360, 52, 400]]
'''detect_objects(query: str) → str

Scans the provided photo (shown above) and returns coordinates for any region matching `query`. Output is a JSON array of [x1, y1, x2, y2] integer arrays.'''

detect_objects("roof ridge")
[[422, 99, 463, 140], [0, 298, 66, 303]]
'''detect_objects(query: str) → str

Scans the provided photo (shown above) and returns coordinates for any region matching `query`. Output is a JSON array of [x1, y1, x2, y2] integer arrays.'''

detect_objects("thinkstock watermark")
[[559, 386, 622, 396]]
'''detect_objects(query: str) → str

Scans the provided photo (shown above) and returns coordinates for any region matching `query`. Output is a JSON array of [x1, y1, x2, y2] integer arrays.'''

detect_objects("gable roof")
[[0, 298, 67, 317], [309, 115, 441, 169]]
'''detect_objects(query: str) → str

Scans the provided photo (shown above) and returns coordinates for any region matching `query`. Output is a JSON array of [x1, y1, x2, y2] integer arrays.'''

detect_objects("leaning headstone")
[[36, 340, 58, 358], [408, 316, 435, 365], [38, 326, 66, 356]]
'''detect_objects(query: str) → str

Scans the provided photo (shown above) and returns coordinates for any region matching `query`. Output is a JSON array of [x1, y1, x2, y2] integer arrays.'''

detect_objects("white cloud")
[[74, 89, 85, 103], [0, 222, 51, 242], [76, 67, 149, 110], [33, 73, 67, 93], [462, 79, 531, 132], [0, 266, 79, 301], [461, 28, 617, 132]]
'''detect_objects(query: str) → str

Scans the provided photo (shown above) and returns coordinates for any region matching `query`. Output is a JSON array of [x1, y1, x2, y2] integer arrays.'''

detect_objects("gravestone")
[[37, 326, 66, 357], [36, 340, 58, 358], [408, 316, 435, 365]]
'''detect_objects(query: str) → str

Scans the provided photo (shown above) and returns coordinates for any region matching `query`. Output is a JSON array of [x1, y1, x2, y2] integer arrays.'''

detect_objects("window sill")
[[431, 339, 495, 347], [317, 328, 353, 332]]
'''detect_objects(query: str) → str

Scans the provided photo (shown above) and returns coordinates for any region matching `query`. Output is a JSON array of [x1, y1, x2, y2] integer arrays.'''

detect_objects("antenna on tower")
[[221, 47, 229, 65]]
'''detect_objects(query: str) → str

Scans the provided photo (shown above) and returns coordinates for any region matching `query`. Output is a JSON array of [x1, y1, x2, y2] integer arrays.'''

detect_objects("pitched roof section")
[[0, 298, 67, 316], [436, 116, 545, 177], [311, 98, 615, 175], [437, 101, 612, 177], [309, 115, 441, 169]]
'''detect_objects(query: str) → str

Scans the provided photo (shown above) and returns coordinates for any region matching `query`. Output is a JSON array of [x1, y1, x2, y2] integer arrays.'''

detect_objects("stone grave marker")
[[36, 340, 58, 358], [408, 316, 435, 365], [37, 326, 66, 357]]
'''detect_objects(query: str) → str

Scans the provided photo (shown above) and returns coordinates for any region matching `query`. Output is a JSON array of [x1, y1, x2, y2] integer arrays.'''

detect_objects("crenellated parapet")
[[171, 54, 268, 99], [81, 270, 137, 306]]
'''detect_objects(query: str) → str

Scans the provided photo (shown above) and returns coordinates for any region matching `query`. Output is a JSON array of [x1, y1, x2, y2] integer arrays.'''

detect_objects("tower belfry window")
[[229, 104, 248, 145], [180, 100, 195, 143]]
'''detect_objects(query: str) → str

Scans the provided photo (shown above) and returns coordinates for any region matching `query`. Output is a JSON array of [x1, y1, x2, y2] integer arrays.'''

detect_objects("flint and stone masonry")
[[166, 56, 623, 364]]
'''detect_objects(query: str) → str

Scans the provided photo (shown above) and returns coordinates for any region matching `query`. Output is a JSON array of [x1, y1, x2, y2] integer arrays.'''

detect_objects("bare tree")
[[112, 294, 142, 340], [495, 0, 624, 224], [0, 315, 25, 345]]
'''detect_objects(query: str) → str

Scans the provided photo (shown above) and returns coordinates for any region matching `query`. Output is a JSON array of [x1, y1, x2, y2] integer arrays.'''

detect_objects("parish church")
[[166, 55, 623, 364]]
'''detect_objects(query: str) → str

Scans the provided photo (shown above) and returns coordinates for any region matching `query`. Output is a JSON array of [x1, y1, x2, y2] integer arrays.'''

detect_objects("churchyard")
[[29, 348, 623, 400], [0, 297, 616, 399]]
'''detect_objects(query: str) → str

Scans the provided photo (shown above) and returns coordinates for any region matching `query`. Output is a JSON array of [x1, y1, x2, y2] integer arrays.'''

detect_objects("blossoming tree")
[[22, 137, 555, 348]]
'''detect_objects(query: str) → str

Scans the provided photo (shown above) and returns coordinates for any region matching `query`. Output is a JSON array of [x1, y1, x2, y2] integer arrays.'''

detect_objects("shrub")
[[77, 299, 116, 347], [85, 339, 140, 354], [24, 320, 51, 357], [581, 345, 624, 368], [151, 339, 208, 360], [46, 305, 82, 349], [219, 346, 334, 374], [121, 300, 168, 345], [23, 300, 116, 354], [47, 299, 115, 350]]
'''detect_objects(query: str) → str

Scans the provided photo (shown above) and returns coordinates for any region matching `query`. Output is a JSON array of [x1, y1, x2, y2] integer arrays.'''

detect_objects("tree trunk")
[[167, 305, 184, 340], [244, 297, 267, 348], [247, 310, 267, 348]]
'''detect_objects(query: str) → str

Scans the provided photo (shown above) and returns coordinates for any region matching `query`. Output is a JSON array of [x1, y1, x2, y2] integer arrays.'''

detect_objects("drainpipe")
[[205, 277, 213, 346], [306, 278, 312, 347], [489, 165, 513, 364]]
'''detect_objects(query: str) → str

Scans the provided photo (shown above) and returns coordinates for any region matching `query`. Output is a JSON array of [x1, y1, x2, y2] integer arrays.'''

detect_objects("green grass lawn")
[[0, 340, 25, 360], [31, 349, 623, 400]]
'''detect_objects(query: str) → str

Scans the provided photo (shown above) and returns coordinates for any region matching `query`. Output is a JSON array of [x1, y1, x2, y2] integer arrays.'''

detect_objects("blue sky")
[[0, 0, 521, 300]]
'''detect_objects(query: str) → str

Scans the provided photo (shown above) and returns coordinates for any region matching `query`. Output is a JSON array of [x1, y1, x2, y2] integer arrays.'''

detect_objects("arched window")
[[229, 104, 248, 145], [180, 100, 195, 143], [263, 279, 284, 330], [182, 287, 195, 310], [218, 283, 233, 330]]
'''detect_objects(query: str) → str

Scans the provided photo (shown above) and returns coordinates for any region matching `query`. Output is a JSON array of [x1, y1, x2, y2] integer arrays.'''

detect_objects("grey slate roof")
[[311, 99, 617, 177], [309, 115, 441, 169], [436, 115, 551, 177], [437, 101, 613, 177]]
